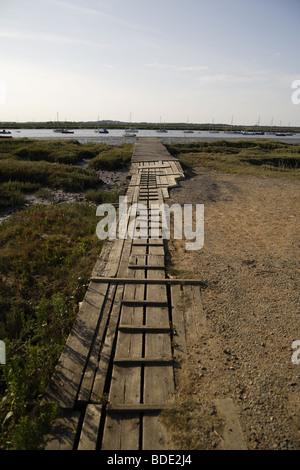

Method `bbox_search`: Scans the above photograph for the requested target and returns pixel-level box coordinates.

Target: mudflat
[165,167,300,450]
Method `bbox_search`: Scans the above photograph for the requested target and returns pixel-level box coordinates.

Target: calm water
[5,128,300,144]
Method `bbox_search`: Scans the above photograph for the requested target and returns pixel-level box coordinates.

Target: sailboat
[183,118,194,133]
[123,112,137,136]
[94,116,109,134]
[0,129,12,138]
[53,114,74,133]
[156,116,168,133]
[209,118,220,133]
[53,113,64,133]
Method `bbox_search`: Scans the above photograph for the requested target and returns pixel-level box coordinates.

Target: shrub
[88,144,133,171]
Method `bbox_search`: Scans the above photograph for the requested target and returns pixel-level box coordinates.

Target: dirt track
[166,167,300,450]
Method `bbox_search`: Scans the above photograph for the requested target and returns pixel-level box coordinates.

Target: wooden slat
[90,277,205,284]
[44,411,81,450]
[77,404,102,450]
[107,404,174,413]
[90,284,125,403]
[182,284,206,334]
[113,357,173,365]
[170,284,187,354]
[122,300,169,307]
[128,265,165,270]
[143,268,174,450]
[44,282,110,408]
[77,283,116,403]
[118,325,170,333]
[101,414,140,450]
[215,398,247,450]
[101,270,144,450]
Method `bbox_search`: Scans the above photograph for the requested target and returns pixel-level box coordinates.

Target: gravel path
[165,167,300,450]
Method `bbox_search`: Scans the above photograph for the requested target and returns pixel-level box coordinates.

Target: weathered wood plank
[44,282,110,408]
[113,357,173,365]
[44,411,81,450]
[101,267,144,450]
[77,404,102,450]
[182,284,206,334]
[90,277,205,284]
[107,404,173,413]
[122,300,169,307]
[170,284,187,354]
[101,414,140,450]
[215,398,247,450]
[90,284,125,403]
[143,269,174,450]
[118,325,170,332]
[77,283,116,403]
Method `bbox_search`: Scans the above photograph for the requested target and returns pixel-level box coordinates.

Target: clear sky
[1,0,300,125]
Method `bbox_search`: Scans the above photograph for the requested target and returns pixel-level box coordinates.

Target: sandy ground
[165,167,300,450]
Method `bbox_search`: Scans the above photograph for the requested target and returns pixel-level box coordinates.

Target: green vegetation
[88,144,133,171]
[0,203,105,449]
[165,140,300,178]
[0,159,100,194]
[0,138,133,449]
[0,139,133,208]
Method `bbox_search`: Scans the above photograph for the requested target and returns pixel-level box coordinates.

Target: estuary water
[4,127,300,144]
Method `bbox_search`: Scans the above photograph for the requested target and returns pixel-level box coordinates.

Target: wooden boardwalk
[43,137,203,450]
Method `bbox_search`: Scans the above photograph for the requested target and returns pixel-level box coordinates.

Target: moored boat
[95,128,109,134]
[123,131,136,137]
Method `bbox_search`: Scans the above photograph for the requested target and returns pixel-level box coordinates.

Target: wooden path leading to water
[43,137,203,450]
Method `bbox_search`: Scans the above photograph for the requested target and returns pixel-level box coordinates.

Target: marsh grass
[0,159,100,194]
[0,138,134,448]
[0,139,133,208]
[0,202,105,449]
[88,144,133,170]
[166,140,300,178]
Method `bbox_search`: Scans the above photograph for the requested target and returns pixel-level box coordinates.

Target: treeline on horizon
[1,120,300,132]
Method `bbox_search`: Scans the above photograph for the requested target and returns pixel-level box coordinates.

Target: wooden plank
[113,357,173,365]
[101,414,140,450]
[107,404,174,413]
[128,265,165,270]
[117,239,134,277]
[101,239,125,277]
[101,266,145,450]
[77,404,102,450]
[122,300,169,307]
[129,253,146,267]
[118,325,170,333]
[143,269,174,450]
[44,282,110,408]
[170,284,187,354]
[132,239,164,246]
[77,283,116,403]
[44,411,81,450]
[90,284,124,403]
[148,245,165,256]
[182,284,206,334]
[215,398,247,450]
[90,277,205,284]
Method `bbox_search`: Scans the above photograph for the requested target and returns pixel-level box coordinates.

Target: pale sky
[1,0,300,126]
